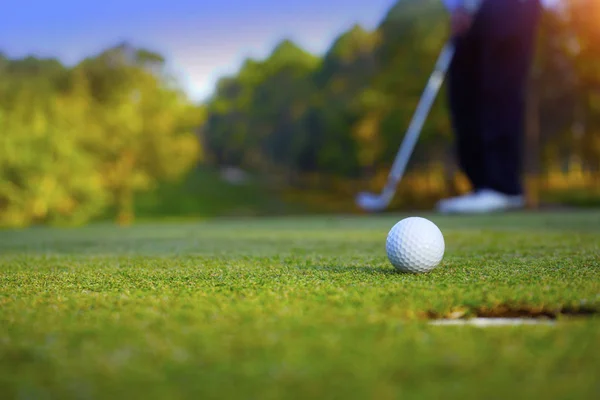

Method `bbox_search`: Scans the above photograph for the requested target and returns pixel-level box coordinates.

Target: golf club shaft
[381,41,455,201]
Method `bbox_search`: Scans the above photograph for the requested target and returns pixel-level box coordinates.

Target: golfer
[437,0,547,213]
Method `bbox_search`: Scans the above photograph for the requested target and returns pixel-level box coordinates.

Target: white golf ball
[386,217,445,273]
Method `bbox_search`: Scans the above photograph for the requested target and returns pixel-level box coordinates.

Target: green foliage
[532,0,600,170]
[0,44,202,227]
[202,0,600,197]
[204,39,320,180]
[202,0,453,181]
[72,44,201,223]
[565,0,600,168]
[2,0,600,226]
[0,71,106,227]
[132,166,297,220]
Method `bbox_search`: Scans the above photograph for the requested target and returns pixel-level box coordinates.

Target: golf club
[356,0,483,212]
[356,41,455,212]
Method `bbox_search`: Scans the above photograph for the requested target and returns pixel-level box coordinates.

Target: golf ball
[386,217,445,273]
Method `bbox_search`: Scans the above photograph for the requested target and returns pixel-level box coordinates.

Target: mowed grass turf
[1,211,599,399]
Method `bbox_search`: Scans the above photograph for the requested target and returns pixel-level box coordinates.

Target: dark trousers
[448,0,543,195]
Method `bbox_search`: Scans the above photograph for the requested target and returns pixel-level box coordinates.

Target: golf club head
[355,192,389,212]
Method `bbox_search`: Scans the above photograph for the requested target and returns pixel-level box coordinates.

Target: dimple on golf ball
[386,217,445,273]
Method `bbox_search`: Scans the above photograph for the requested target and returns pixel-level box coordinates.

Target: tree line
[1,0,598,227]
[0,44,202,226]
[202,0,600,196]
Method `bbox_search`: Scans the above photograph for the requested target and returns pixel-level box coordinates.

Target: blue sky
[0,0,398,101]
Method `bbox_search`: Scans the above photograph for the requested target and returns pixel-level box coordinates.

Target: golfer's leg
[448,33,484,191]
[480,1,541,195]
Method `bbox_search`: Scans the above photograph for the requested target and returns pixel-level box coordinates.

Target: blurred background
[0,0,598,227]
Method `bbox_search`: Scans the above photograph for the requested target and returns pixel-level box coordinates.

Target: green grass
[129,167,298,221]
[1,211,600,399]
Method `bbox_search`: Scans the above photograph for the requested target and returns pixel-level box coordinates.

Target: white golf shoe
[436,189,525,214]
[435,191,477,213]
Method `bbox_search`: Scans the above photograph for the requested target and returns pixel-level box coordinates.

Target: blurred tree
[202,0,452,185]
[71,43,202,224]
[252,40,319,181]
[529,0,600,177]
[204,39,319,182]
[566,0,600,172]
[0,44,203,227]
[0,58,106,227]
[3,0,592,225]
[203,59,267,168]
[309,25,380,179]
[373,0,450,168]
